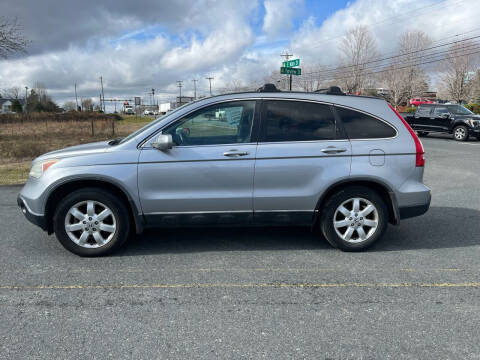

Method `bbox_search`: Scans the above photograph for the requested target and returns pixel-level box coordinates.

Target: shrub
[405,106,417,113]
[465,103,480,114]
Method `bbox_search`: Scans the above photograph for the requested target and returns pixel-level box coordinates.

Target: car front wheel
[320,186,388,251]
[453,125,469,141]
[53,188,131,256]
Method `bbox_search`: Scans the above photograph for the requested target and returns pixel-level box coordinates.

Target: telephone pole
[100,76,105,112]
[74,82,79,111]
[25,86,28,112]
[192,79,198,100]
[280,51,293,91]
[206,76,214,96]
[176,81,183,105]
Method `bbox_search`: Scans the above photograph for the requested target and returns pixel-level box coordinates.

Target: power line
[301,34,480,77]
[293,46,480,84]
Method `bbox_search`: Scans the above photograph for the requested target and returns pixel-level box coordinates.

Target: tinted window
[336,107,396,139]
[447,105,473,115]
[433,106,449,116]
[262,100,337,142]
[164,101,255,146]
[416,106,432,116]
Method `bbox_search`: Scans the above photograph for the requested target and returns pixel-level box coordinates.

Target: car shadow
[116,206,480,256]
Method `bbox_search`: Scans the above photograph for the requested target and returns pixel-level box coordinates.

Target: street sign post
[282,59,300,68]
[280,67,301,75]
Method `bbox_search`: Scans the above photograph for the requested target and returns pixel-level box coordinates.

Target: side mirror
[440,113,450,119]
[151,134,173,151]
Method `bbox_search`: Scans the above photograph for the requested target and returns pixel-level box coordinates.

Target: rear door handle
[223,150,249,157]
[321,146,347,154]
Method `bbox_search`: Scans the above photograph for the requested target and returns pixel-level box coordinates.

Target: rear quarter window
[335,106,397,139]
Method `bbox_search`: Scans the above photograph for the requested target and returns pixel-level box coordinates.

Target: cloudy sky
[0,0,479,109]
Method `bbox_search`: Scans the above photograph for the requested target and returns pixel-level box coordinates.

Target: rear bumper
[399,192,431,220]
[17,195,48,231]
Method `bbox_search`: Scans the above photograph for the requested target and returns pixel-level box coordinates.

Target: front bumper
[17,195,48,231]
[468,127,480,136]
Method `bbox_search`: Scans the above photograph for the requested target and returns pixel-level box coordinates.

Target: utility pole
[74,82,79,111]
[206,76,214,96]
[280,51,293,91]
[24,86,28,113]
[100,76,105,112]
[192,79,198,100]
[176,81,183,105]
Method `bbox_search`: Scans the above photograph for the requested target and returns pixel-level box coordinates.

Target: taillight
[388,104,424,167]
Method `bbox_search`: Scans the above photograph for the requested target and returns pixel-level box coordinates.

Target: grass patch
[0,162,30,185]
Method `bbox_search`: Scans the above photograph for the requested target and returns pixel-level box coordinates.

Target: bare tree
[439,40,479,103]
[1,86,21,99]
[0,17,29,59]
[298,64,328,92]
[63,101,77,111]
[399,31,431,102]
[382,31,432,108]
[336,26,379,94]
[81,98,94,111]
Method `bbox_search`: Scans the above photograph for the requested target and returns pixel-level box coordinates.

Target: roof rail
[315,86,345,95]
[257,83,281,92]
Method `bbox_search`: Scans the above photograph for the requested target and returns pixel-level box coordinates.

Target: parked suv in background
[18,86,431,256]
[403,103,480,141]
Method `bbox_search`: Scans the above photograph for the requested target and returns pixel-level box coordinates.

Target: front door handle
[321,146,347,154]
[223,150,249,157]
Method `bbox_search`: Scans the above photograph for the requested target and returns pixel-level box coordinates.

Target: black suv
[403,104,480,141]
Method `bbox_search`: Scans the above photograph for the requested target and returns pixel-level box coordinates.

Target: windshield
[447,105,473,115]
[118,102,193,144]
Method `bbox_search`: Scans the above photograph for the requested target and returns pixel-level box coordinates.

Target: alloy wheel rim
[455,128,465,139]
[64,200,116,248]
[333,197,379,244]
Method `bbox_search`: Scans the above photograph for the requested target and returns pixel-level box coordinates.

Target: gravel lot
[1,134,479,359]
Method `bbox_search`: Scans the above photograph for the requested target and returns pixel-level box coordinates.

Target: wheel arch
[313,178,399,228]
[44,178,143,235]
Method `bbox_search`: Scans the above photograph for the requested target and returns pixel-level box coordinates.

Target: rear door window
[260,100,339,142]
[416,106,432,116]
[335,106,397,139]
[433,106,449,116]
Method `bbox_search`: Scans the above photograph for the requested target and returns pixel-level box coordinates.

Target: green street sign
[282,59,300,68]
[280,67,301,75]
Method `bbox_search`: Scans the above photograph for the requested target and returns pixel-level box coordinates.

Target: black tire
[319,186,388,252]
[53,188,131,256]
[476,136,480,141]
[417,131,428,137]
[453,125,469,141]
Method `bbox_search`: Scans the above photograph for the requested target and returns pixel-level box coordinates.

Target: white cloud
[291,0,480,74]
[262,0,301,40]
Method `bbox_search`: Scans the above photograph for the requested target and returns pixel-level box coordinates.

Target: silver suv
[18,86,431,256]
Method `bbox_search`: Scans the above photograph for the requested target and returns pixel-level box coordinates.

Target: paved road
[1,135,479,359]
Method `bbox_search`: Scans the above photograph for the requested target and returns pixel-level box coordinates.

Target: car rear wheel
[53,188,131,256]
[453,125,469,141]
[320,186,388,251]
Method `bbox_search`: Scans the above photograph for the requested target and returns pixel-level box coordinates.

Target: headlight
[466,119,480,127]
[29,159,59,178]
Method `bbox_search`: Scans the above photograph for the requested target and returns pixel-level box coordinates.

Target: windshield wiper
[108,137,124,145]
